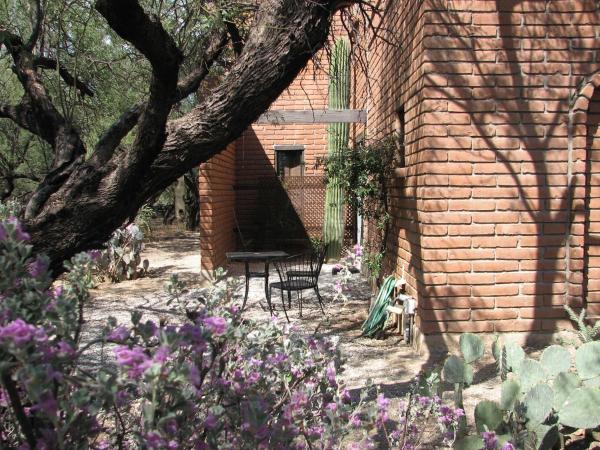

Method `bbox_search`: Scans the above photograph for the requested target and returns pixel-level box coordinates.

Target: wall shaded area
[199,143,236,271]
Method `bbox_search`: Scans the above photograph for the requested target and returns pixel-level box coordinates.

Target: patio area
[84,232,499,416]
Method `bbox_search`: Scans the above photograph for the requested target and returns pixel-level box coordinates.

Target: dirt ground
[83,231,504,446]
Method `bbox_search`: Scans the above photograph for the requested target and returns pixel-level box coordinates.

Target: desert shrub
[0,216,463,449]
[95,223,149,282]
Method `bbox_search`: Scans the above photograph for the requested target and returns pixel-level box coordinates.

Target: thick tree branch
[92,30,227,164]
[224,20,244,56]
[25,0,43,51]
[26,0,340,275]
[94,0,182,83]
[95,0,183,174]
[33,56,94,97]
[1,29,87,219]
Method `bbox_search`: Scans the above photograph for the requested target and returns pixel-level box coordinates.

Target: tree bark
[15,0,338,274]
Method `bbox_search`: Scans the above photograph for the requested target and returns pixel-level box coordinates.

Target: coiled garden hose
[361,275,396,338]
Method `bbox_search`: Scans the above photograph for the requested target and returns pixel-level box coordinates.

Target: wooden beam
[256,109,367,124]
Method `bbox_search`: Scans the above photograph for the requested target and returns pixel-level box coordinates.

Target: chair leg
[314,285,325,314]
[298,291,303,318]
[280,289,290,322]
[267,286,274,315]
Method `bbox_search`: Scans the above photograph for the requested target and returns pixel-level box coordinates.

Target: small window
[274,145,304,177]
[394,106,405,168]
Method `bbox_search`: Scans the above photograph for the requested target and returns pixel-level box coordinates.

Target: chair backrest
[274,253,318,285]
[312,243,328,279]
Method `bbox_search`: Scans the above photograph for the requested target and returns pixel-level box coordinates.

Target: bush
[0,216,461,449]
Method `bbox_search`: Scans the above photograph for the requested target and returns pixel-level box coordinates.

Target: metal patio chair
[269,247,327,321]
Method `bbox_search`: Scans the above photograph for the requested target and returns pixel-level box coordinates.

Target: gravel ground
[82,231,504,447]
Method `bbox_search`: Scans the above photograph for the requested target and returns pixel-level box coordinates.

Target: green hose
[361,276,396,338]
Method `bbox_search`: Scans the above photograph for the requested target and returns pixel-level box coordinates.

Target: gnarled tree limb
[92,29,228,165]
[33,56,94,97]
[25,0,341,275]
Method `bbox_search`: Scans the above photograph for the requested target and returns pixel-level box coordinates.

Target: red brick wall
[352,0,427,303]
[199,143,236,271]
[357,0,600,335]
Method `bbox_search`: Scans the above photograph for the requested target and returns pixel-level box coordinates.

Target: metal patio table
[226,251,288,311]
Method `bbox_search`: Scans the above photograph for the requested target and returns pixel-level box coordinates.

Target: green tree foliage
[0,0,244,200]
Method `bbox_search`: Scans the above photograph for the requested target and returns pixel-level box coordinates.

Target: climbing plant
[323,136,395,279]
[323,38,351,260]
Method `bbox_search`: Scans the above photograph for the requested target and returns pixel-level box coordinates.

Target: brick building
[200,0,600,345]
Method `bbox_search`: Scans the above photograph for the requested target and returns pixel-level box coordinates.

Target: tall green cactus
[323,38,350,260]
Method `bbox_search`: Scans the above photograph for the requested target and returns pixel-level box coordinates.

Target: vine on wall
[320,136,396,280]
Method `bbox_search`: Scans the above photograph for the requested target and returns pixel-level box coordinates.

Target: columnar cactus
[323,38,350,260]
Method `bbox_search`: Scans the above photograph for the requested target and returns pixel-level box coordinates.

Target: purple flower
[501,443,515,450]
[107,325,129,342]
[326,402,337,411]
[203,414,218,430]
[87,250,102,261]
[247,371,261,384]
[28,257,48,279]
[353,244,363,256]
[115,390,129,407]
[114,346,152,378]
[56,341,75,358]
[31,392,58,419]
[376,393,390,410]
[349,414,361,427]
[144,431,167,450]
[7,217,30,241]
[153,345,170,363]
[481,431,498,450]
[0,319,46,345]
[203,316,227,335]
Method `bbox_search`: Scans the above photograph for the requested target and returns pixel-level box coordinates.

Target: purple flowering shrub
[0,216,463,449]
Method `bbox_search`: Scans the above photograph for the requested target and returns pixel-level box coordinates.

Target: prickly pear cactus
[96,224,149,282]
[454,335,600,450]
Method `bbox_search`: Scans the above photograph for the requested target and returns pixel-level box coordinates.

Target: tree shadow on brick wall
[361,0,600,382]
[235,129,314,253]
[414,0,598,371]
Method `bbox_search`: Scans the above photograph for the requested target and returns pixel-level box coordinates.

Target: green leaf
[540,345,571,378]
[553,371,581,410]
[526,423,559,450]
[575,341,600,380]
[460,333,485,364]
[505,342,525,373]
[583,375,600,388]
[453,436,484,450]
[492,336,501,362]
[559,387,600,429]
[474,400,503,432]
[443,355,473,385]
[523,384,553,424]
[519,358,547,393]
[500,379,521,410]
